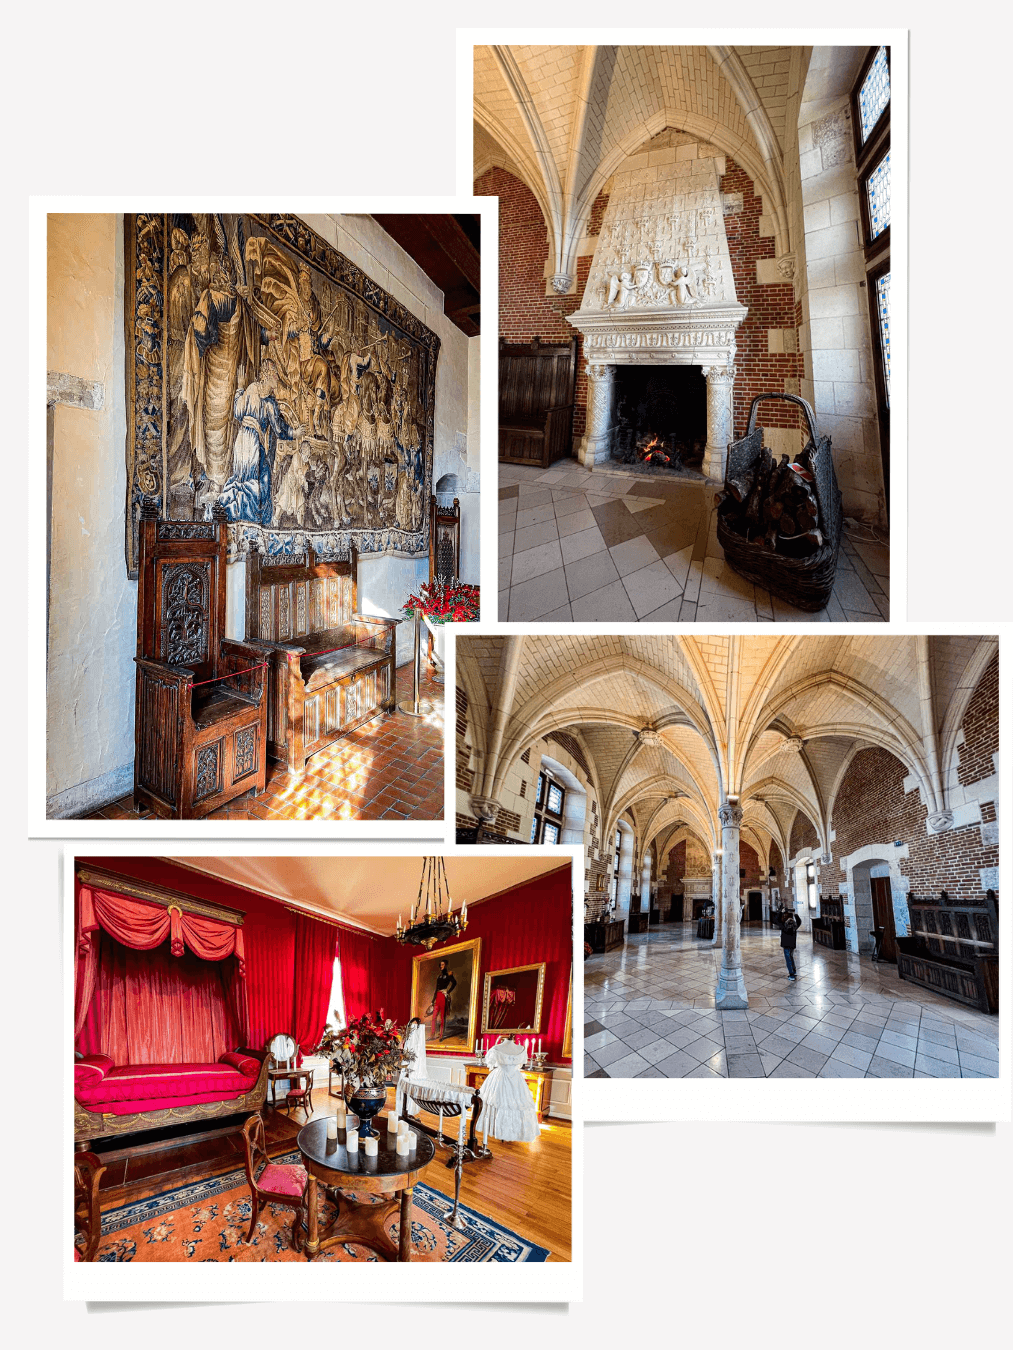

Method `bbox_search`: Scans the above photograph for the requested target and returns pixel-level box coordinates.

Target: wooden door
[748,891,763,921]
[870,877,897,962]
[670,893,684,921]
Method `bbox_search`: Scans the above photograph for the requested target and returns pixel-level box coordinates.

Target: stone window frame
[530,770,566,844]
[851,45,891,508]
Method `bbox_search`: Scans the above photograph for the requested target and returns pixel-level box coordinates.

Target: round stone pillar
[715,799,748,1009]
[701,364,737,481]
[709,849,722,947]
[577,362,615,467]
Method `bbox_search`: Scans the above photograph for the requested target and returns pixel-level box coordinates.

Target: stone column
[576,362,615,468]
[701,364,737,481]
[715,800,748,1009]
[709,850,722,947]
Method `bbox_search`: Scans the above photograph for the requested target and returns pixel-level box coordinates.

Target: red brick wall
[668,839,686,888]
[720,159,804,439]
[768,838,783,887]
[831,741,998,901]
[956,652,999,787]
[740,841,762,887]
[475,166,589,442]
[790,812,820,856]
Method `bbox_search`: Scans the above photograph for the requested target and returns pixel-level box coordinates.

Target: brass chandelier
[396,856,468,950]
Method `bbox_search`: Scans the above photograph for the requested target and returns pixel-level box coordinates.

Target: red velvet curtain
[337,926,379,1023]
[75,933,240,1064]
[293,914,338,1052]
[75,883,249,1045]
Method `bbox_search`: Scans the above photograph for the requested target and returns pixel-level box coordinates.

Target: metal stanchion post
[399,611,433,717]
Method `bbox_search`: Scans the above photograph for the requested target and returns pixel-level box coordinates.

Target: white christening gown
[478,1039,540,1142]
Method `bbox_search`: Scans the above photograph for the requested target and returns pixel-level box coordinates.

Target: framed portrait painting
[482,963,546,1036]
[562,973,573,1059]
[410,938,481,1053]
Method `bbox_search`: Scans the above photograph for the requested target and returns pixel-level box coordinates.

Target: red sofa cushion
[258,1163,307,1198]
[219,1051,261,1076]
[75,1061,259,1114]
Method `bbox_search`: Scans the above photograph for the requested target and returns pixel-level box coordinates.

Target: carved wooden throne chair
[396,1016,490,1228]
[427,494,461,671]
[133,507,268,819]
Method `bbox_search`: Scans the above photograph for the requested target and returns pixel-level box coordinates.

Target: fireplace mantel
[568,300,747,367]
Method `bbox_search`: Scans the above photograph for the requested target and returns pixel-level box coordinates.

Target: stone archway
[845,846,910,956]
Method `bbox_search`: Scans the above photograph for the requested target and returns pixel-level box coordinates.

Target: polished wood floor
[91,1081,572,1262]
[80,663,444,822]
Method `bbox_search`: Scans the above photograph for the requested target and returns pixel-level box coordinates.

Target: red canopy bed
[74,865,270,1145]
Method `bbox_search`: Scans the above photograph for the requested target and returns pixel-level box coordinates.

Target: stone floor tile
[786,1044,830,1073]
[867,1056,914,1078]
[840,1030,880,1055]
[593,1038,637,1069]
[958,1051,1000,1076]
[559,524,608,565]
[584,1029,618,1054]
[604,1051,651,1077]
[622,1026,662,1051]
[915,1051,960,1078]
[635,1066,667,1078]
[640,597,685,620]
[726,1053,765,1078]
[829,1042,873,1071]
[514,501,555,529]
[556,508,599,538]
[653,1048,704,1077]
[914,1036,958,1064]
[507,568,570,620]
[755,1033,801,1059]
[682,1035,725,1063]
[872,1040,917,1068]
[609,534,661,576]
[622,560,683,617]
[639,1038,685,1066]
[537,602,573,622]
[508,531,564,583]
[570,579,638,621]
[819,1059,866,1078]
[512,518,560,556]
[565,550,620,601]
[768,1061,817,1078]
[954,1031,999,1060]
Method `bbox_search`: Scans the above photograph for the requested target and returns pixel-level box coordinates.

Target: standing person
[781,909,802,980]
[425,960,457,1041]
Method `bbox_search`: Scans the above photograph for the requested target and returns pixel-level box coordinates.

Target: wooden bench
[499,336,578,468]
[896,891,998,1014]
[245,545,398,775]
[812,895,848,950]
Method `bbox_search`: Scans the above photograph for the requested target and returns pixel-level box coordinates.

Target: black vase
[345,1084,387,1138]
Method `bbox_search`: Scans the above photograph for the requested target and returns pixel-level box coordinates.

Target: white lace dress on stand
[478,1038,540,1142]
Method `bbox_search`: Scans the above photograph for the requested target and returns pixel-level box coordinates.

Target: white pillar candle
[363,1135,378,1157]
[327,1117,338,1139]
[346,1129,359,1153]
[346,1112,359,1130]
[334,1105,346,1125]
[407,1129,417,1152]
[397,1120,409,1137]
[396,1132,410,1156]
[387,1111,400,1135]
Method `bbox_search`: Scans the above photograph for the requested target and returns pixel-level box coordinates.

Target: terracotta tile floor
[500,461,889,622]
[584,923,998,1079]
[82,663,444,823]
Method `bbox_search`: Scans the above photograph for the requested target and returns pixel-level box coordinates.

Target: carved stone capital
[702,363,737,384]
[586,362,613,383]
[637,727,662,748]
[468,795,501,824]
[927,810,954,833]
[784,735,805,754]
[550,272,573,294]
[718,800,743,830]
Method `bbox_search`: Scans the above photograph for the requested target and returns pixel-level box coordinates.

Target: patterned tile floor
[81,663,445,823]
[584,923,998,1079]
[499,461,889,622]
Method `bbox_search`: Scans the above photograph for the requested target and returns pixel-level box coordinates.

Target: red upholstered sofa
[74,1048,270,1145]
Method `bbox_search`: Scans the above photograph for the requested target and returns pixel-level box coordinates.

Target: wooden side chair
[266,1032,314,1119]
[73,1151,107,1261]
[133,506,268,818]
[239,1114,308,1252]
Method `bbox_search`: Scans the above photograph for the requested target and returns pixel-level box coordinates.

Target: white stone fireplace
[568,143,747,481]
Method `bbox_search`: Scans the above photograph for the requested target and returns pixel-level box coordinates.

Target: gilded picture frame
[481,962,546,1035]
[409,937,482,1053]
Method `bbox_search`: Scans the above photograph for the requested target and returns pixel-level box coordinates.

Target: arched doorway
[850,856,901,961]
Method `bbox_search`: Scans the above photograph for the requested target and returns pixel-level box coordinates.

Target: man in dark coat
[780,910,802,980]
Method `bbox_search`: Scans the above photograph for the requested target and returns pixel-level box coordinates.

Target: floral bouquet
[403,581,480,625]
[489,985,516,1028]
[320,1012,405,1089]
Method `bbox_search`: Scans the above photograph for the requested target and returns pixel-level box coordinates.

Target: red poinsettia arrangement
[404,581,480,625]
[325,1012,404,1089]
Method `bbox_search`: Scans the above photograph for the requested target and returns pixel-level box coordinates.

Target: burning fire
[638,435,672,466]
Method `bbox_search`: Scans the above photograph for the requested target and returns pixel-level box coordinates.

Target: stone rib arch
[743,774,827,855]
[473,108,559,254]
[938,639,1000,793]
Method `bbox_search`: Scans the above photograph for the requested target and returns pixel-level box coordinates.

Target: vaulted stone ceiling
[459,635,997,871]
[473,44,802,280]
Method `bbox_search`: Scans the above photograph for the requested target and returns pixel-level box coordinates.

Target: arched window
[531,769,566,843]
[852,46,891,503]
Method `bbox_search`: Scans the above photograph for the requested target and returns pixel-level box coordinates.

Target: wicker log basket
[717,393,843,611]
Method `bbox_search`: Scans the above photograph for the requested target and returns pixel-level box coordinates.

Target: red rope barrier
[186,662,267,689]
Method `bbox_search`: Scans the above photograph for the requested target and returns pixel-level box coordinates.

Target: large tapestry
[124,213,440,577]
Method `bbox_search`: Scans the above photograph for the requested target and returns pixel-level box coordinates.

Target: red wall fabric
[374,864,574,1061]
[76,933,239,1065]
[337,926,382,1023]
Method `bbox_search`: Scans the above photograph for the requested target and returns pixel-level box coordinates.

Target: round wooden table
[296,1118,436,1261]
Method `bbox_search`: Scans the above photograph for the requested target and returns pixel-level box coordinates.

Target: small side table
[296,1118,436,1261]
[268,1066,313,1110]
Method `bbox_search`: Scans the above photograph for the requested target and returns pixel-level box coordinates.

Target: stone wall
[739,840,763,888]
[790,812,820,856]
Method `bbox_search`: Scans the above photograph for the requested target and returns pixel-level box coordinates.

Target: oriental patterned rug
[89,1152,549,1262]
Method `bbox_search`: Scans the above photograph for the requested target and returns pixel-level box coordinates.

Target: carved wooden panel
[234,726,257,780]
[160,562,210,666]
[195,742,222,800]
[137,675,179,800]
[278,586,291,640]
[296,582,307,635]
[260,588,273,642]
[304,696,319,747]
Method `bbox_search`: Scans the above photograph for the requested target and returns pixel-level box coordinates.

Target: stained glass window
[530,815,539,843]
[543,823,560,845]
[859,45,890,142]
[877,272,891,408]
[867,152,891,238]
[547,782,564,814]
